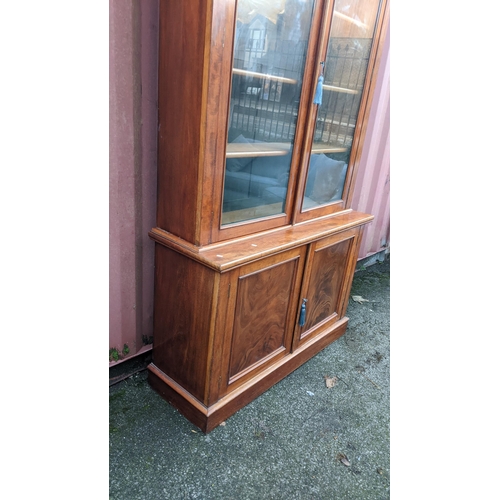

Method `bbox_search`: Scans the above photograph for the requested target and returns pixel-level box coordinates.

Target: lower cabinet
[148,212,371,432]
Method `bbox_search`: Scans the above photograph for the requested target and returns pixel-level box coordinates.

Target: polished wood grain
[300,238,351,338]
[197,0,237,245]
[149,0,382,433]
[293,228,362,348]
[337,222,365,319]
[306,240,350,325]
[218,247,306,394]
[156,0,210,242]
[149,224,366,431]
[152,244,216,403]
[229,262,295,378]
[149,210,373,272]
[204,271,231,406]
[229,259,297,379]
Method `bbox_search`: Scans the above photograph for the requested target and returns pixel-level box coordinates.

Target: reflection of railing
[232,68,297,85]
[226,142,347,158]
[230,38,370,146]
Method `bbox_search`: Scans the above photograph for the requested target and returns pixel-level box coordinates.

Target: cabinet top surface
[150,210,374,271]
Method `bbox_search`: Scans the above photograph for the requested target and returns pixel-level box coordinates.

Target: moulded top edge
[149,210,374,272]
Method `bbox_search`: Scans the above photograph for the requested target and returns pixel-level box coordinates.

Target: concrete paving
[109,256,390,499]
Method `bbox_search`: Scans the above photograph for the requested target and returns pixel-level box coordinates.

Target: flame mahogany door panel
[293,227,362,349]
[220,246,307,396]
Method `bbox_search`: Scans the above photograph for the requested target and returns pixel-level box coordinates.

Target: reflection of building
[236,0,287,25]
[230,8,311,141]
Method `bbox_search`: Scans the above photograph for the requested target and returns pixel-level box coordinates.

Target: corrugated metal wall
[109,0,158,364]
[351,20,390,262]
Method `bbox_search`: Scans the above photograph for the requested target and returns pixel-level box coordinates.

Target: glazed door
[215,0,329,244]
[294,0,386,222]
[220,246,307,395]
[221,0,317,228]
[292,227,361,349]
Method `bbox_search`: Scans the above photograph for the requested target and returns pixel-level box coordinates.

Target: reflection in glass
[302,0,381,210]
[222,0,314,226]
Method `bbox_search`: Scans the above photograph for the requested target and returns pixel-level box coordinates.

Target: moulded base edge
[147,316,349,433]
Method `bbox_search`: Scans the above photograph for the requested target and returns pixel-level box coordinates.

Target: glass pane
[302,0,381,211]
[222,0,315,226]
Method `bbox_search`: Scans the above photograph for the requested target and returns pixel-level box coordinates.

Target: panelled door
[220,246,307,395]
[293,227,361,349]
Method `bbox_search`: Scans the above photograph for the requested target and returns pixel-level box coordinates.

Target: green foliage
[109,344,131,362]
[109,348,120,362]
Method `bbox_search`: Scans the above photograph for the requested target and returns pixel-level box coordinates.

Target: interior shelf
[232,68,358,95]
[226,142,347,158]
[232,68,297,85]
[226,142,291,158]
[310,144,348,154]
[322,83,359,95]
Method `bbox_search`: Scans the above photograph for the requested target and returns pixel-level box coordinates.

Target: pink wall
[109,2,389,363]
[352,21,390,262]
[109,0,158,364]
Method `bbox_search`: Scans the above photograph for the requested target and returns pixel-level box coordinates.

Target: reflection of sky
[283,0,311,42]
[237,0,375,40]
[235,0,313,47]
[237,0,287,24]
[334,11,369,34]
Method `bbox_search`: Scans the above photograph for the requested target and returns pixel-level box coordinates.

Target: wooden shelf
[221,202,283,226]
[226,142,291,158]
[226,142,347,158]
[232,68,358,95]
[311,144,348,154]
[322,84,359,95]
[232,68,297,85]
